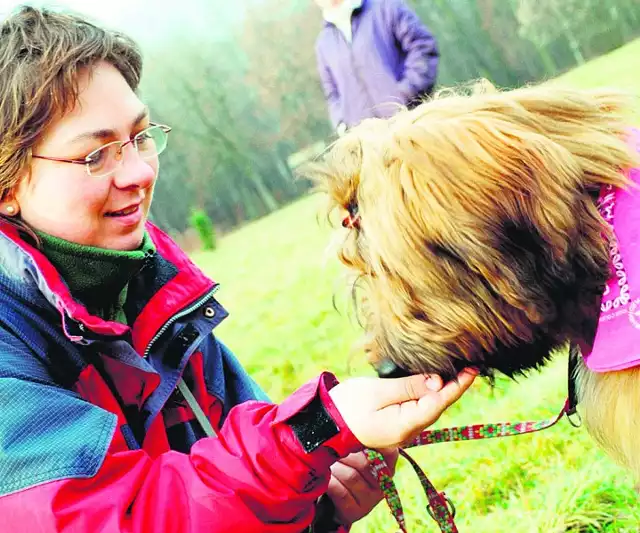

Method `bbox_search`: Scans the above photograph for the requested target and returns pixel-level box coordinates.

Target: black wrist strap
[286,392,340,453]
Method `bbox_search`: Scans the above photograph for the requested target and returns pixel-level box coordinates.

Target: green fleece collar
[36,231,156,323]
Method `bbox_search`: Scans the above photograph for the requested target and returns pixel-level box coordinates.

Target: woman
[0,6,476,532]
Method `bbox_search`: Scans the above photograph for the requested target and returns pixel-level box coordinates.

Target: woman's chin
[100,226,146,251]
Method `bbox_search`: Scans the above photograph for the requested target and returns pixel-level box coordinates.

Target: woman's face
[315,0,345,10]
[10,61,157,250]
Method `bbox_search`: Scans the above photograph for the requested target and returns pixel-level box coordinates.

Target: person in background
[0,6,475,532]
[315,0,439,136]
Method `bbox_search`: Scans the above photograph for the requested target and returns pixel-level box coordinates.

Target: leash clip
[427,492,456,520]
[566,408,583,428]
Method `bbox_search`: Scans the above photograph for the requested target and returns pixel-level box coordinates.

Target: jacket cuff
[275,372,362,466]
[397,79,414,101]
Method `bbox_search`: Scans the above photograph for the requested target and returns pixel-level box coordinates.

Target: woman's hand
[329,369,477,449]
[327,448,399,527]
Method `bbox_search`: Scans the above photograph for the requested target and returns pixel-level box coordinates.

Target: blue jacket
[315,0,439,128]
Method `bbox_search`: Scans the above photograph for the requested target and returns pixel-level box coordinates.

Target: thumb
[373,373,444,408]
[411,368,478,424]
[382,369,478,446]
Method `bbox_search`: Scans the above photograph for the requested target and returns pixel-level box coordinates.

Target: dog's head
[308,84,638,381]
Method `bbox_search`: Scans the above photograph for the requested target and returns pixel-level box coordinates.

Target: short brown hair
[0,5,142,202]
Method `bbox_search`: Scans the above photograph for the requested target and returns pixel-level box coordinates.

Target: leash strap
[400,449,458,533]
[368,399,570,532]
[406,399,569,448]
[366,447,458,533]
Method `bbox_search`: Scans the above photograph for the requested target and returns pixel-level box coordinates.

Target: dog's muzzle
[375,358,413,379]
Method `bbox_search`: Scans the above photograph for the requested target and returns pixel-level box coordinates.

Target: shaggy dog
[307,83,640,478]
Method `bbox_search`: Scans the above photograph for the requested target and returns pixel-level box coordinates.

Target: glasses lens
[135,125,168,160]
[85,143,121,178]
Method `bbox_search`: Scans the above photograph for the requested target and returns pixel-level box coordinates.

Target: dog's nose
[375,358,413,379]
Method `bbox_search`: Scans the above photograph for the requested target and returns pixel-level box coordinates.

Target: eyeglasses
[32,123,172,178]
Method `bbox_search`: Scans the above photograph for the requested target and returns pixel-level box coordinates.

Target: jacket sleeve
[315,43,343,129]
[0,333,362,532]
[388,0,439,101]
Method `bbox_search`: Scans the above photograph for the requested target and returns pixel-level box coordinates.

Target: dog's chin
[373,356,471,381]
[374,357,414,379]
[373,338,559,382]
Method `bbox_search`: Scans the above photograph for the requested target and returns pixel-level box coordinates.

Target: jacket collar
[323,0,367,27]
[322,0,363,23]
[0,221,218,353]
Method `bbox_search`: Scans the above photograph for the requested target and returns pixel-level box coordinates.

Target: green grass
[551,38,640,91]
[191,38,640,532]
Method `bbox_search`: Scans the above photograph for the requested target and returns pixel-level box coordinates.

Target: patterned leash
[367,398,574,533]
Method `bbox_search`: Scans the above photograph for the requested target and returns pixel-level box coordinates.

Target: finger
[357,447,399,476]
[375,369,477,441]
[330,461,369,507]
[330,460,386,524]
[423,368,477,410]
[328,471,381,527]
[327,475,357,524]
[373,373,444,408]
[337,452,381,492]
[380,447,400,476]
[403,369,476,429]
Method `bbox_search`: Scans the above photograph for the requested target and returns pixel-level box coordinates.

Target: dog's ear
[433,132,589,323]
[303,133,364,225]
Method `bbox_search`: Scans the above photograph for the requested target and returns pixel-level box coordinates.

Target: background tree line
[139,0,640,240]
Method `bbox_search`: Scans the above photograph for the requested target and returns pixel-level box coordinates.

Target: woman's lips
[105,203,142,226]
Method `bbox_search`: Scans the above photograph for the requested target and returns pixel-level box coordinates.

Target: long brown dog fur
[307,82,640,478]
[307,83,639,384]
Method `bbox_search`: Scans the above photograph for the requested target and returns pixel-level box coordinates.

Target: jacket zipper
[350,49,378,116]
[340,19,378,119]
[142,284,219,358]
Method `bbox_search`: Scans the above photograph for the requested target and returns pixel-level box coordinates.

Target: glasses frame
[32,122,172,178]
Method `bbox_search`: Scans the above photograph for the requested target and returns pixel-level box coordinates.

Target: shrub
[189,208,216,250]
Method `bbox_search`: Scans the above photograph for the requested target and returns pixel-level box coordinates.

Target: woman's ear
[0,191,19,217]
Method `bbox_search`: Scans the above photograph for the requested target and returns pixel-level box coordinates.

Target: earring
[5,205,15,215]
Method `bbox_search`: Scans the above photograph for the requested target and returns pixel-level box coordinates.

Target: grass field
[192,38,640,532]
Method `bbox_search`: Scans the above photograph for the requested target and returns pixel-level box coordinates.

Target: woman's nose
[112,145,156,190]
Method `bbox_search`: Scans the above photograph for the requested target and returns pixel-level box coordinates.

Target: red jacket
[0,221,360,532]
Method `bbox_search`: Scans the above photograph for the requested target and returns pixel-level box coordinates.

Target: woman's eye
[85,147,107,169]
[137,132,152,144]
